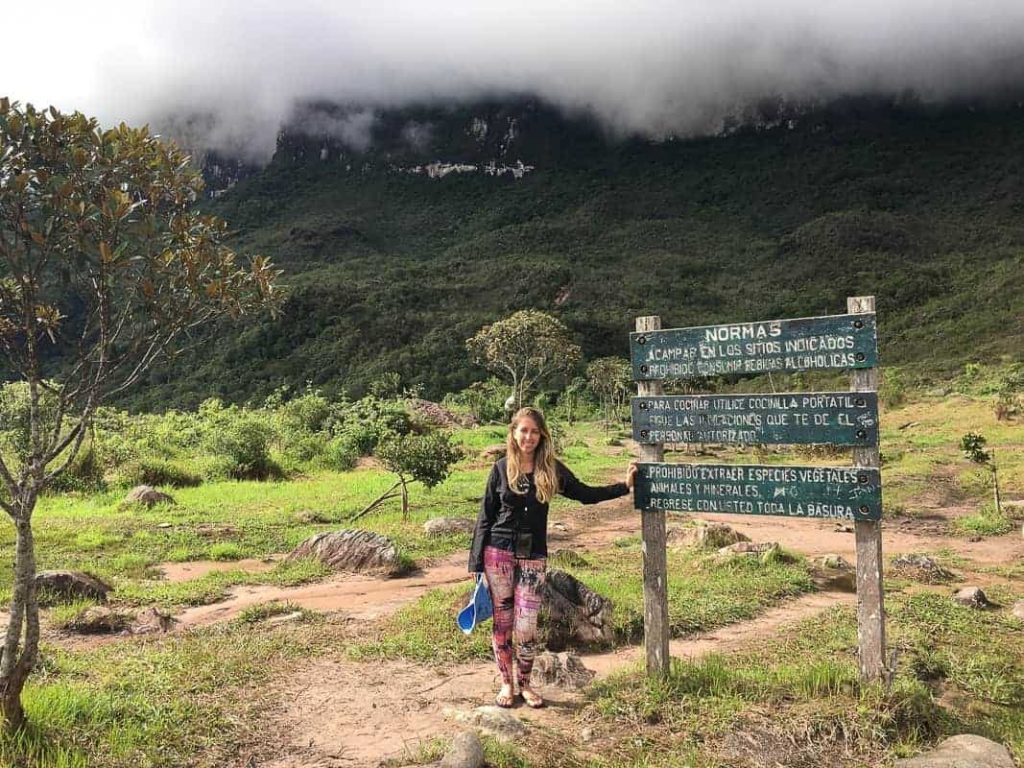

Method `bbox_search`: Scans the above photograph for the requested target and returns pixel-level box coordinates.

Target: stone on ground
[530,651,595,690]
[1012,600,1024,621]
[286,529,403,575]
[717,541,780,558]
[68,606,132,634]
[891,554,958,584]
[447,706,527,742]
[669,521,749,549]
[541,569,614,650]
[811,554,856,593]
[36,570,111,604]
[480,444,506,460]
[953,586,991,609]
[124,484,175,506]
[132,607,175,634]
[894,734,1014,767]
[439,730,484,768]
[423,517,476,537]
[549,549,591,568]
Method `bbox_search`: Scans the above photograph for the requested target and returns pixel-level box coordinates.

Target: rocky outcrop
[36,571,111,605]
[530,651,595,690]
[286,530,403,575]
[125,485,175,507]
[891,554,958,584]
[540,570,614,650]
[894,735,1014,767]
[423,517,476,537]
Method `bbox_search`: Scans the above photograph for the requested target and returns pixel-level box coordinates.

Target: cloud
[6,0,1024,160]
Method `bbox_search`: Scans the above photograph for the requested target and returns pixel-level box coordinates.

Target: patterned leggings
[483,545,547,688]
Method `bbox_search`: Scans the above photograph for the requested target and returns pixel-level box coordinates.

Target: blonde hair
[506,407,559,504]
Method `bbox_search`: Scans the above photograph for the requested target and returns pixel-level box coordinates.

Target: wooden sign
[630,313,877,380]
[632,392,879,446]
[634,462,882,521]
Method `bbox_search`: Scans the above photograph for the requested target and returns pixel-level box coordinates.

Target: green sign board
[634,462,882,521]
[632,392,879,446]
[630,313,877,380]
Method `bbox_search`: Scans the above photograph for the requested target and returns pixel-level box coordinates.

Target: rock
[1012,600,1024,621]
[548,549,590,568]
[668,521,749,550]
[410,399,478,429]
[834,523,855,533]
[811,554,856,593]
[891,554,958,584]
[448,706,527,742]
[716,541,780,558]
[439,730,484,768]
[530,651,595,690]
[125,485,175,507]
[580,727,594,743]
[266,611,305,626]
[424,517,476,537]
[68,606,132,634]
[540,569,614,650]
[895,734,1014,767]
[481,444,507,460]
[36,571,111,605]
[132,606,175,635]
[286,529,404,575]
[953,586,991,609]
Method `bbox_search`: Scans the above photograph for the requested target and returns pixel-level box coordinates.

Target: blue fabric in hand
[457,574,493,634]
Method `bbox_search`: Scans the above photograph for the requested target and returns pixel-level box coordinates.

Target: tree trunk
[348,480,403,522]
[992,463,1002,516]
[1,516,39,733]
[400,478,409,521]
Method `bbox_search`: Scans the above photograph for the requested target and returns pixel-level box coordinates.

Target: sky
[5,1,1024,160]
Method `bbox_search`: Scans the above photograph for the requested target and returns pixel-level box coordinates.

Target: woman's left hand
[625,462,638,490]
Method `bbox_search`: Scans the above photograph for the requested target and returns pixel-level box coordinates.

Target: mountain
[129,97,1024,409]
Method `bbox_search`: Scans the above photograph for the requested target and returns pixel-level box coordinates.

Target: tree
[0,100,278,730]
[350,431,462,520]
[466,310,581,411]
[960,432,1002,516]
[586,356,631,428]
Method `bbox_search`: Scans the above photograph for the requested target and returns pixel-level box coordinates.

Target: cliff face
[122,96,1024,410]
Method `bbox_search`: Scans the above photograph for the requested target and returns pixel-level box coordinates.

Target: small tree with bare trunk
[466,309,581,411]
[0,99,278,731]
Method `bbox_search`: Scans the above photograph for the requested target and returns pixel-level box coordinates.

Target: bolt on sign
[630,313,877,380]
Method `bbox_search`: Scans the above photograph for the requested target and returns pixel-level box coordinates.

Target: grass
[348,545,813,663]
[952,505,1015,537]
[568,592,1024,767]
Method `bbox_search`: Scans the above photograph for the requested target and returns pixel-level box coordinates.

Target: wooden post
[848,295,887,683]
[636,316,670,677]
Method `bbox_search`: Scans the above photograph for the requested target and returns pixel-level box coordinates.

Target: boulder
[481,444,507,460]
[67,606,132,634]
[540,569,614,650]
[811,554,856,593]
[125,485,175,507]
[953,586,992,609]
[448,706,527,743]
[439,731,484,768]
[891,554,958,584]
[132,606,175,635]
[424,517,476,537]
[286,529,403,575]
[716,541,780,558]
[668,522,749,550]
[895,734,1014,768]
[530,651,595,690]
[36,570,111,605]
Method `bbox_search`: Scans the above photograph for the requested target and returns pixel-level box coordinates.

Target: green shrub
[206,412,282,480]
[116,457,203,489]
[319,436,360,471]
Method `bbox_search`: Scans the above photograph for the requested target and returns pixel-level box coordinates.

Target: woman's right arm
[468,462,501,573]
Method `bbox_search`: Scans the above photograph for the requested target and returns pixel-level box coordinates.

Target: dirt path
[254,589,857,768]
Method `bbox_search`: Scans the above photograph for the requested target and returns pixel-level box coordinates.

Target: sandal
[520,686,544,709]
[495,684,515,708]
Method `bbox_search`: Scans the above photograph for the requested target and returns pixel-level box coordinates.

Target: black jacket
[468,456,629,572]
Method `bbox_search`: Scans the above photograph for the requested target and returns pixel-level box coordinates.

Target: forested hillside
[131,98,1024,409]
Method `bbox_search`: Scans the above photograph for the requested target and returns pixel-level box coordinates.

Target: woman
[469,407,636,708]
